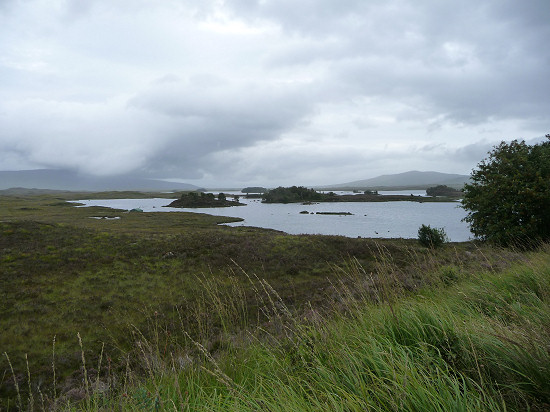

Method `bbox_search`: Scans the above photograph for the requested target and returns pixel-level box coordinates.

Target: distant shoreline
[264,193,461,204]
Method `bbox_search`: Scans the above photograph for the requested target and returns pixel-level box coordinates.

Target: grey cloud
[452,141,500,164]
[130,76,315,139]
[126,76,318,175]
[233,0,550,126]
[226,0,376,36]
[0,98,165,175]
[413,137,547,173]
[0,0,18,13]
[62,0,95,20]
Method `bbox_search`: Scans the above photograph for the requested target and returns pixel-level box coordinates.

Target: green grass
[0,193,544,410]
[97,246,549,412]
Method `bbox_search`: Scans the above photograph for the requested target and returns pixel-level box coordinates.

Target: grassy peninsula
[1,191,549,411]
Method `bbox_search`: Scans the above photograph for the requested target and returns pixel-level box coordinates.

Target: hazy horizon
[0,168,472,192]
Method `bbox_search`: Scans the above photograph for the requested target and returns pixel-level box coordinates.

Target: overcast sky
[1,0,549,187]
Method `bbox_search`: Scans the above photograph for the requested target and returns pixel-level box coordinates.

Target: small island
[262,186,330,203]
[316,211,353,215]
[241,186,267,194]
[166,192,245,208]
[426,184,463,197]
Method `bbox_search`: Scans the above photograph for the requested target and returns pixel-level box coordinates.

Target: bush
[418,224,448,248]
[462,135,550,246]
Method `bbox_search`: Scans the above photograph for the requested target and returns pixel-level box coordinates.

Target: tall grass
[4,241,549,410]
[74,244,549,411]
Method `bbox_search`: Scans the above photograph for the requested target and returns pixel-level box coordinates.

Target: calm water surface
[72,191,472,241]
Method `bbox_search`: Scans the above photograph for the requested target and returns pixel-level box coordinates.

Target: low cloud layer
[1,0,548,187]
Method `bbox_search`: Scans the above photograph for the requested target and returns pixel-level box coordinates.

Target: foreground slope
[111,245,550,411]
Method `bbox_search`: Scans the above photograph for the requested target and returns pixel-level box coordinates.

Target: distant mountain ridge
[0,169,201,192]
[322,171,470,190]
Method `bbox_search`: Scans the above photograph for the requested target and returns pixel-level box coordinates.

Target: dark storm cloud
[124,74,318,177]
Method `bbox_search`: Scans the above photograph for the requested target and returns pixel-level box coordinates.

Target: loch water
[72,191,472,241]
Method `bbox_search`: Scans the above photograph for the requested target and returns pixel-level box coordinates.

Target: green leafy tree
[462,135,550,246]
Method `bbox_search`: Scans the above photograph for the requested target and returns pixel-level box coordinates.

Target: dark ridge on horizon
[319,171,470,190]
[0,169,200,192]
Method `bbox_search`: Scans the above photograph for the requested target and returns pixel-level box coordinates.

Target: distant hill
[0,187,74,196]
[0,169,201,192]
[321,171,470,190]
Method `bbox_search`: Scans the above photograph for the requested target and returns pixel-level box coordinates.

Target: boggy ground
[0,192,527,409]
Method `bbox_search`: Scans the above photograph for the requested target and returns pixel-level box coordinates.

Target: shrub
[418,224,448,248]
